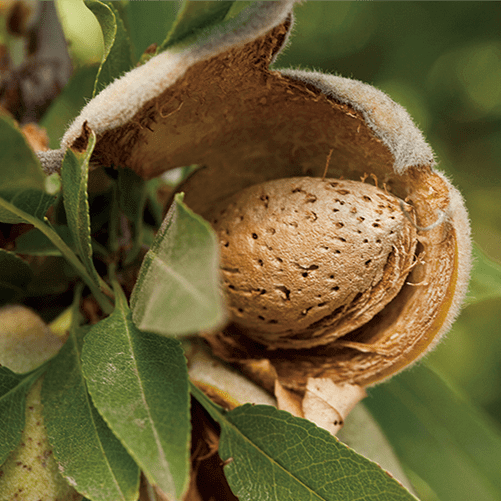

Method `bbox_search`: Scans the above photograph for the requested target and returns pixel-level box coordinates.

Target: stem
[189,380,226,421]
[0,198,114,315]
[109,182,120,255]
[40,218,114,314]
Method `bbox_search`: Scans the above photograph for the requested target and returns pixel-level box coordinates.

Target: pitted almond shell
[208,176,418,350]
[40,1,471,388]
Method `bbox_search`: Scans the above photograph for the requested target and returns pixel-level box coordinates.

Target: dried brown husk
[51,4,470,390]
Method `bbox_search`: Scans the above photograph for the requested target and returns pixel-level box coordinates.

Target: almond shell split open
[47,2,471,393]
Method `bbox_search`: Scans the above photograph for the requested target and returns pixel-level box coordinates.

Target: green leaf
[14,226,75,257]
[117,168,146,223]
[468,243,501,305]
[0,116,56,224]
[337,404,415,495]
[0,249,33,300]
[61,129,102,289]
[117,167,147,264]
[160,0,235,50]
[123,1,178,62]
[145,178,167,227]
[42,316,140,500]
[0,116,45,193]
[85,0,134,97]
[40,65,99,149]
[0,193,113,313]
[81,285,190,500]
[0,189,56,225]
[192,386,417,501]
[224,1,255,20]
[130,193,225,336]
[0,186,112,311]
[0,367,43,466]
[365,363,501,501]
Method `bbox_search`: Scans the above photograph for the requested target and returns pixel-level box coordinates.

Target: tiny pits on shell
[208,176,418,349]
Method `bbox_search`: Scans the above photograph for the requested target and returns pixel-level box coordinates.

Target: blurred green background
[55,1,501,427]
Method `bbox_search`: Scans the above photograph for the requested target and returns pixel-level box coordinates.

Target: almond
[209,176,417,350]
[40,1,471,411]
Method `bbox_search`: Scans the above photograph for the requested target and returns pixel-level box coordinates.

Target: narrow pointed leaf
[0,116,45,193]
[61,130,102,288]
[131,193,225,336]
[85,0,134,96]
[0,116,57,223]
[365,363,501,501]
[224,2,255,20]
[161,1,234,50]
[43,318,140,501]
[193,386,417,501]
[82,286,190,499]
[117,167,147,264]
[0,367,43,466]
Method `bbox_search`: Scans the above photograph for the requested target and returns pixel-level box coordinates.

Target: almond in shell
[35,2,472,431]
